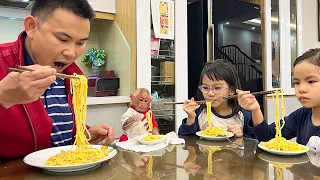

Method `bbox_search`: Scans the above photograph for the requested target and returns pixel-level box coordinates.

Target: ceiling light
[254,7,259,10]
[22,0,29,2]
[245,18,297,29]
[226,22,229,25]
[252,27,256,30]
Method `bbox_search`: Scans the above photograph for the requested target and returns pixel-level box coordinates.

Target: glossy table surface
[1,136,319,180]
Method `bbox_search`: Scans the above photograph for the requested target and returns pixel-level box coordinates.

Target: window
[264,0,302,95]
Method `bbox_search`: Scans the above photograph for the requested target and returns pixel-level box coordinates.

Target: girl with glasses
[178,59,257,138]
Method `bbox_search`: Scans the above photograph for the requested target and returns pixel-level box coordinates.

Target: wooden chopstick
[8,66,78,79]
[223,90,276,100]
[163,100,207,105]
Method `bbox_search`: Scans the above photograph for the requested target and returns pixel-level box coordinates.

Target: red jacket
[0,32,83,159]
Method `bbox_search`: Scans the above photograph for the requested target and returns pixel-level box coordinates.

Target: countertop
[87,96,131,105]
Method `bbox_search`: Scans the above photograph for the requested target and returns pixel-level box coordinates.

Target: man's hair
[31,0,95,20]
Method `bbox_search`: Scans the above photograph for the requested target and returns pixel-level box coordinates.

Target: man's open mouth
[54,62,66,69]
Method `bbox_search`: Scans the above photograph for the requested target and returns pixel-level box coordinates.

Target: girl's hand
[183,98,200,119]
[236,89,260,112]
[227,125,243,137]
[183,146,201,176]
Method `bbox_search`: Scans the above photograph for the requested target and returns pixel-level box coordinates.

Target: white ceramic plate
[137,135,166,145]
[196,131,234,141]
[23,145,118,173]
[258,143,309,156]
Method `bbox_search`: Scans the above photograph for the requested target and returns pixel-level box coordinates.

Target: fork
[220,135,245,150]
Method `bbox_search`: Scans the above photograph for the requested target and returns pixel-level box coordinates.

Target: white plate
[137,135,166,145]
[258,143,309,156]
[23,145,118,173]
[196,131,234,141]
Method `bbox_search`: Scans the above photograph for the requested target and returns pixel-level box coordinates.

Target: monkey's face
[134,92,152,113]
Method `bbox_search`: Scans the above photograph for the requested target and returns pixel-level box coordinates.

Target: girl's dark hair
[196,59,241,116]
[294,48,320,67]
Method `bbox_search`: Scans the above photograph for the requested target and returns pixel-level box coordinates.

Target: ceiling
[0,0,34,10]
[212,0,266,33]
[213,0,296,33]
[187,0,200,5]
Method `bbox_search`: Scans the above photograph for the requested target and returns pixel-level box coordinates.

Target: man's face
[26,8,90,73]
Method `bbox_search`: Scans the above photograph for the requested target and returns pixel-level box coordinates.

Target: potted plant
[83,48,106,75]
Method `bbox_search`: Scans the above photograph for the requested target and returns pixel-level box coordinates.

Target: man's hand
[87,124,115,145]
[0,65,56,108]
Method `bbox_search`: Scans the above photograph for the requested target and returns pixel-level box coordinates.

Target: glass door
[150,0,176,134]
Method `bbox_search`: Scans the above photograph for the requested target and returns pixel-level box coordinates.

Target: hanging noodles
[207,101,212,127]
[46,75,108,166]
[207,147,213,174]
[260,89,308,152]
[146,156,153,178]
[207,146,221,174]
[271,162,293,169]
[141,110,163,141]
[272,162,293,180]
[199,102,230,137]
[275,167,283,180]
[146,110,153,134]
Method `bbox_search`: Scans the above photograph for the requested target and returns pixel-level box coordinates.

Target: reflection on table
[1,136,320,180]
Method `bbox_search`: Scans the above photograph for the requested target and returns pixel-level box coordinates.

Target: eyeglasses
[198,85,228,94]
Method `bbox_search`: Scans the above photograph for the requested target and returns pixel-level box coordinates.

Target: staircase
[215,45,264,113]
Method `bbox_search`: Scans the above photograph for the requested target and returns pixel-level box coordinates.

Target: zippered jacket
[0,31,83,159]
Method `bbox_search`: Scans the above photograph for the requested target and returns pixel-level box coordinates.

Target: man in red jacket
[0,0,114,159]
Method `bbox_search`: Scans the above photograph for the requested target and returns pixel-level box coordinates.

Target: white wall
[222,26,261,60]
[0,18,24,43]
[0,18,109,78]
[266,0,318,122]
[302,0,320,52]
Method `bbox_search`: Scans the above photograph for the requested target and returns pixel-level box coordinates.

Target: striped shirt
[41,78,74,147]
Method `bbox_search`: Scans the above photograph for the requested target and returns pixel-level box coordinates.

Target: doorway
[187,0,264,114]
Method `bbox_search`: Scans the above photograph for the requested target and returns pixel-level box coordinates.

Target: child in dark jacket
[237,48,320,146]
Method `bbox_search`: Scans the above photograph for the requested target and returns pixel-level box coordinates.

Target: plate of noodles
[196,126,234,141]
[258,138,309,156]
[257,89,309,156]
[23,145,118,173]
[137,134,166,145]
